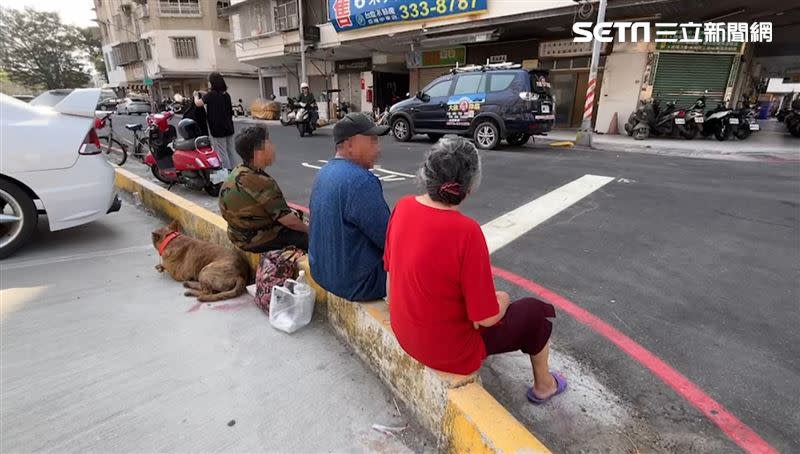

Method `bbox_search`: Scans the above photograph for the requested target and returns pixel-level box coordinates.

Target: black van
[388,63,555,150]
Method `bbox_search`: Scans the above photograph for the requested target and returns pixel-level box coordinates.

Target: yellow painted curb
[445,383,550,453]
[114,167,549,453]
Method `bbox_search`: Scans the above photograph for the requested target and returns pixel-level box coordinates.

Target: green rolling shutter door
[652,53,735,108]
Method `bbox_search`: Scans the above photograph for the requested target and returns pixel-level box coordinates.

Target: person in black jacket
[195,72,237,170]
[183,91,209,137]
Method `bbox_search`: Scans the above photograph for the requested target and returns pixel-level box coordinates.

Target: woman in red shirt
[385,136,566,404]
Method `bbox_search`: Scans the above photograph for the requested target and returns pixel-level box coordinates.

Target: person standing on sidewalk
[195,72,237,170]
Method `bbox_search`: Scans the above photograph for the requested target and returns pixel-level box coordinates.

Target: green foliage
[0,7,91,90]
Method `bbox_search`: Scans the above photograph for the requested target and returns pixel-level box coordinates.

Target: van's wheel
[0,180,38,259]
[392,118,412,142]
[506,133,530,146]
[474,121,500,150]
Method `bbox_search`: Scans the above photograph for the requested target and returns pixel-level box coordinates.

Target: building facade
[221,0,797,128]
[94,0,260,106]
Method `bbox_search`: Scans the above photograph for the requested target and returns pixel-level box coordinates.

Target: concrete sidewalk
[0,205,431,453]
[539,119,799,162]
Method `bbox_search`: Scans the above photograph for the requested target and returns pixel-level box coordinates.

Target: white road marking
[1,245,153,271]
[482,174,615,254]
[311,159,414,181]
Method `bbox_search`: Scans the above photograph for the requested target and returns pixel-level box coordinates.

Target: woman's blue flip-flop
[526,372,567,405]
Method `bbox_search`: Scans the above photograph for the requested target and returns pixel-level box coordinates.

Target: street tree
[0,7,91,90]
[80,27,108,84]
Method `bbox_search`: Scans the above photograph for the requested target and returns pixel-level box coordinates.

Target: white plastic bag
[269,271,315,334]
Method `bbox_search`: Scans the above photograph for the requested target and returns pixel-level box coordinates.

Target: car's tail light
[94,117,104,129]
[79,128,102,155]
[677,111,686,118]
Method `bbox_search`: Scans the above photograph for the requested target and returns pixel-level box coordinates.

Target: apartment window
[275,0,298,31]
[218,38,230,47]
[279,86,288,96]
[232,1,274,40]
[171,37,198,58]
[159,0,201,16]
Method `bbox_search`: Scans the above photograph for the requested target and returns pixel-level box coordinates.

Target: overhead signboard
[406,46,466,68]
[329,0,488,32]
[335,58,373,73]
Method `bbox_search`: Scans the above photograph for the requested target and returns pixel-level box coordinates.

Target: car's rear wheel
[392,118,412,142]
[506,133,531,146]
[474,121,500,150]
[0,180,38,259]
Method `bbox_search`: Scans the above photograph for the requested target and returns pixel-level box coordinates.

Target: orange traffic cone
[608,112,619,135]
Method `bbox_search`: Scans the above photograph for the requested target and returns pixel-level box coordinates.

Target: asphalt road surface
[106,113,800,453]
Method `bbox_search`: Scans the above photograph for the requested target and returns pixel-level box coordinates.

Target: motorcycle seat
[173,138,197,151]
[125,123,144,131]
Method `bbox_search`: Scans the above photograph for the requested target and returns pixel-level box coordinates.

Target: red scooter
[143,112,227,196]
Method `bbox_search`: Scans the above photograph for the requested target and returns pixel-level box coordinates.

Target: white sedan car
[0,89,121,258]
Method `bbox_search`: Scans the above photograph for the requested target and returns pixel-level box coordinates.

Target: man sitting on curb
[219,126,309,252]
[309,113,390,301]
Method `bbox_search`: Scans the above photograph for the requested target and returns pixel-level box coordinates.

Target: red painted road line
[289,202,776,452]
[491,265,778,454]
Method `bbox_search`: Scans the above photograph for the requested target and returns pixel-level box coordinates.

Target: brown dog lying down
[152,220,250,302]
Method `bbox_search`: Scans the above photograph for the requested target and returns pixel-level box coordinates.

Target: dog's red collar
[158,231,181,256]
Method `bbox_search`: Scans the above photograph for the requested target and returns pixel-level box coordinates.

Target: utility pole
[297,0,307,86]
[575,0,608,147]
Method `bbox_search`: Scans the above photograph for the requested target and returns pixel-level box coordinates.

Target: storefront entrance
[549,69,603,128]
[373,71,409,112]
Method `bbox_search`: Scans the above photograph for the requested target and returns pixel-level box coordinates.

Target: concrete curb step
[114,167,550,453]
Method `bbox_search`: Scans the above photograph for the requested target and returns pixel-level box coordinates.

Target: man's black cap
[333,112,390,144]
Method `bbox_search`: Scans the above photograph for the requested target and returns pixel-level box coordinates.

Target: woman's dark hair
[419,135,481,206]
[209,72,227,92]
[235,126,269,164]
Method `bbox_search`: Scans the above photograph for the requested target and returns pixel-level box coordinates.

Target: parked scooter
[630,98,679,140]
[730,96,759,140]
[144,115,227,196]
[701,101,734,141]
[296,101,317,137]
[785,98,800,138]
[280,97,298,126]
[673,95,707,140]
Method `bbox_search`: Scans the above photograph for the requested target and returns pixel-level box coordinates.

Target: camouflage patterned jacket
[219,164,292,251]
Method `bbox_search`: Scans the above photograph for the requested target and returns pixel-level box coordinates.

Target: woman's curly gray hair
[417,135,482,206]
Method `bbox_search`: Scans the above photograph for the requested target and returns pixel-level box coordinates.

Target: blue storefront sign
[329,0,488,32]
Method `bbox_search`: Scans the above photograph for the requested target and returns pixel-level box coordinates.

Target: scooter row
[624,95,760,141]
[776,98,800,138]
[124,111,227,196]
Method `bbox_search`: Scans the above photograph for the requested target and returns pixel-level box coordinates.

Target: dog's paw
[155,264,166,273]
